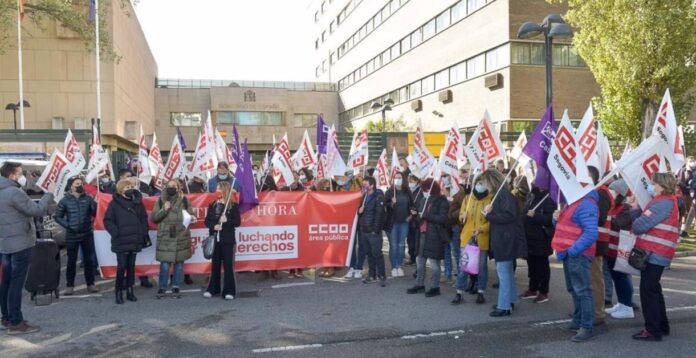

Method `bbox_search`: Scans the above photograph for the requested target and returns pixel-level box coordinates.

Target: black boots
[466,275,478,294]
[115,289,124,304]
[424,287,441,297]
[406,285,425,294]
[451,293,464,305]
[126,286,137,302]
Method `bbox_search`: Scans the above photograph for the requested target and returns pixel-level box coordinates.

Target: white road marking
[253,344,323,353]
[271,282,316,289]
[401,329,471,340]
[60,294,103,299]
[532,305,696,327]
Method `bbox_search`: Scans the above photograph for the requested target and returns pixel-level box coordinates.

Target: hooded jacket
[152,189,195,262]
[0,176,54,254]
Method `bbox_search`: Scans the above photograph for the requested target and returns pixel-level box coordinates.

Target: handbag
[614,230,640,275]
[142,233,152,248]
[459,236,480,275]
[628,247,649,271]
[202,232,216,260]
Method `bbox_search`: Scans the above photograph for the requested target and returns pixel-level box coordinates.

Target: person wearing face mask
[0,162,56,334]
[384,172,413,278]
[54,177,99,296]
[152,180,196,299]
[104,179,148,305]
[342,172,368,279]
[299,168,315,190]
[186,176,208,194]
[452,175,493,305]
[99,173,115,193]
[629,173,680,341]
[358,177,387,286]
[208,162,240,193]
[406,175,423,267]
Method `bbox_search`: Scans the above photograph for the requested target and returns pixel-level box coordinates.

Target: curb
[675,250,696,258]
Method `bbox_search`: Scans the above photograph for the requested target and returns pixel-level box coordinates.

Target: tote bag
[614,230,641,276]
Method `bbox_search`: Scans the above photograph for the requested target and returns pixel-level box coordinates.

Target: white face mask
[394,179,403,187]
[17,175,27,187]
[423,192,430,199]
[409,183,418,191]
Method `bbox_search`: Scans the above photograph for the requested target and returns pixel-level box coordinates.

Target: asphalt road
[2,253,696,358]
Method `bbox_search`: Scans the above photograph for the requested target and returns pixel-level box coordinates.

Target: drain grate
[237,290,260,298]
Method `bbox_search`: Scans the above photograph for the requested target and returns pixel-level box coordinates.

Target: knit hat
[609,179,629,197]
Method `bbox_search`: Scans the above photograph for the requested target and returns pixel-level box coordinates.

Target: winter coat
[0,176,54,254]
[205,200,242,245]
[359,190,386,233]
[384,187,413,233]
[485,187,527,261]
[459,191,492,250]
[151,190,195,263]
[595,188,611,256]
[419,194,450,260]
[54,192,97,242]
[104,193,148,254]
[522,188,555,256]
[186,180,207,194]
[208,175,241,193]
[448,188,466,227]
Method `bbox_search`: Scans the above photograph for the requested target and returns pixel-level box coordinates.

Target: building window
[421,75,434,94]
[423,19,436,41]
[450,61,466,83]
[125,121,137,139]
[399,86,409,102]
[568,46,586,67]
[315,39,319,49]
[367,59,374,74]
[410,80,421,98]
[73,117,87,129]
[381,3,391,20]
[170,112,202,127]
[530,43,544,65]
[451,1,466,22]
[373,12,382,27]
[553,44,569,66]
[321,1,326,13]
[401,36,411,53]
[486,45,509,71]
[467,0,484,13]
[382,48,392,64]
[315,10,319,22]
[218,111,282,126]
[330,20,336,33]
[330,51,336,64]
[411,28,422,47]
[293,113,316,127]
[322,59,327,72]
[436,9,451,32]
[435,69,450,90]
[390,43,400,59]
[321,31,327,42]
[511,42,530,64]
[467,53,485,78]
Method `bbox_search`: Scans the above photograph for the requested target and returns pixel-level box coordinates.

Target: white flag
[293,130,318,170]
[390,147,400,182]
[547,110,593,205]
[621,141,633,160]
[616,135,676,209]
[596,122,614,177]
[148,133,165,190]
[137,125,152,184]
[575,103,601,170]
[326,125,347,176]
[348,129,369,173]
[315,154,327,181]
[161,135,187,183]
[86,124,111,184]
[271,133,295,186]
[63,129,86,173]
[37,149,80,202]
[375,149,389,191]
[438,123,463,178]
[652,89,684,173]
[465,110,505,171]
[413,126,435,178]
[509,131,528,162]
[189,131,218,180]
[214,128,237,173]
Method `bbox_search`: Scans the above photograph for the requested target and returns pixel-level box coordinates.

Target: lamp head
[517,22,544,39]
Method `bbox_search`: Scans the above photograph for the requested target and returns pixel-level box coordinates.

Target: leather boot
[126,286,138,302]
[115,289,124,304]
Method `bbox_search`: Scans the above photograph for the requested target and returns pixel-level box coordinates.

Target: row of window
[314,0,335,22]
[315,0,363,50]
[335,0,410,59]
[510,42,586,67]
[336,0,493,88]
[169,112,321,128]
[339,43,509,123]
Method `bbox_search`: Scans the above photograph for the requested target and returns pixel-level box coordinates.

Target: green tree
[0,0,130,61]
[549,0,696,143]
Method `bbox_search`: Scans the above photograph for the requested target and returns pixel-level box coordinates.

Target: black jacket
[104,194,149,253]
[205,200,242,244]
[595,188,612,256]
[54,193,97,242]
[486,187,527,261]
[384,187,413,232]
[420,194,450,260]
[359,190,386,233]
[522,188,555,256]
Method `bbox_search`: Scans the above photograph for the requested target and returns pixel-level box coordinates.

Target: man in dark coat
[520,185,556,303]
[358,177,387,286]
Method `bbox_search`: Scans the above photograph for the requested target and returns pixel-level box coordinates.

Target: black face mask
[166,187,177,197]
[75,186,84,194]
[615,194,625,205]
[124,189,136,198]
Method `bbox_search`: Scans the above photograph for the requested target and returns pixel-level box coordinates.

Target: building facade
[311,0,601,134]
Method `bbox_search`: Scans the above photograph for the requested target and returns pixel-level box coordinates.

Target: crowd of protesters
[0,155,689,343]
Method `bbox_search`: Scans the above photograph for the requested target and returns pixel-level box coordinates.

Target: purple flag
[316,114,328,155]
[522,105,562,204]
[236,140,259,213]
[88,0,96,22]
[176,127,187,151]
[232,125,241,162]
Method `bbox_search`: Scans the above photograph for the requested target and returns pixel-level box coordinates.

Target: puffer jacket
[359,189,386,233]
[0,176,54,254]
[104,193,148,253]
[460,191,492,250]
[420,194,450,259]
[485,187,527,261]
[152,190,195,262]
[54,192,97,242]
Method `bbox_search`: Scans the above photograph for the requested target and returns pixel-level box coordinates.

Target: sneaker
[362,277,377,284]
[605,303,622,314]
[171,287,182,299]
[489,309,511,317]
[519,290,537,300]
[64,287,74,296]
[563,322,581,332]
[224,294,234,300]
[344,268,356,279]
[610,304,635,319]
[390,268,398,278]
[572,328,593,342]
[203,292,212,298]
[397,268,405,277]
[632,329,662,341]
[156,289,167,299]
[534,293,549,304]
[406,285,425,294]
[86,285,99,293]
[353,270,363,279]
[7,321,40,335]
[1,319,10,330]
[424,287,441,297]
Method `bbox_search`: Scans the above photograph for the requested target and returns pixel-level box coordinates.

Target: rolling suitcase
[25,230,61,304]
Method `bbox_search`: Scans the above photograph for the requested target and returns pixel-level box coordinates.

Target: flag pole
[490,152,525,204]
[95,0,101,123]
[530,193,550,212]
[17,0,25,129]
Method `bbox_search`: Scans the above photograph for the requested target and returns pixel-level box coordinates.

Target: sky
[133,0,316,82]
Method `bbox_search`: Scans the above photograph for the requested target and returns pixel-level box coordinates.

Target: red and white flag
[63,129,86,173]
[271,133,295,186]
[37,149,81,202]
[315,154,327,181]
[189,130,218,180]
[375,149,389,191]
[438,123,463,178]
[86,125,111,184]
[293,130,318,170]
[148,133,165,190]
[596,122,614,177]
[214,128,237,173]
[137,125,152,184]
[390,147,400,182]
[621,141,633,160]
[348,129,369,173]
[465,110,504,171]
[547,110,593,205]
[652,89,684,173]
[616,135,676,209]
[161,135,187,184]
[413,126,435,178]
[575,103,601,170]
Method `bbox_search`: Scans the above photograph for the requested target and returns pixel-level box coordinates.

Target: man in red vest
[552,179,599,342]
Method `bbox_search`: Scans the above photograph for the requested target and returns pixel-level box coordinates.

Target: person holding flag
[384,171,412,278]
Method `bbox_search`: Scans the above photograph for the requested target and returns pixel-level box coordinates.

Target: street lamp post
[5,100,30,130]
[517,14,573,108]
[371,98,394,147]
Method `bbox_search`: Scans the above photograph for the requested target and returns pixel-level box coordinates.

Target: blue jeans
[607,258,634,307]
[0,248,33,325]
[495,260,518,310]
[443,225,461,278]
[563,256,594,330]
[456,249,489,292]
[603,258,613,302]
[350,230,368,270]
[159,261,184,290]
[389,223,409,268]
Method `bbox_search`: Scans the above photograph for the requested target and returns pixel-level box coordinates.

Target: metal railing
[156,78,337,92]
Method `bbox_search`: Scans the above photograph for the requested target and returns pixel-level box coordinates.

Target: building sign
[219,103,282,111]
[244,90,256,102]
